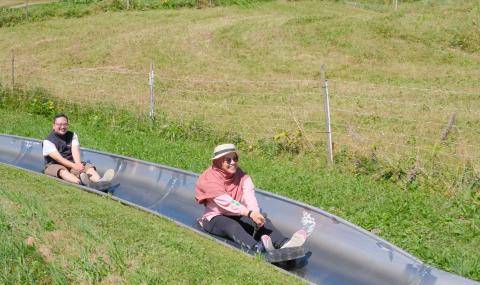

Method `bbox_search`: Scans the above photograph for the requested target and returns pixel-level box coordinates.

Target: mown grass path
[0,1,55,9]
[0,0,54,9]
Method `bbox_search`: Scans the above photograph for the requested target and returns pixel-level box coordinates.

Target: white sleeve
[42,140,58,156]
[72,133,79,146]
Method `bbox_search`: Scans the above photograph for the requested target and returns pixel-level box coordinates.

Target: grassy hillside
[0,164,303,284]
[0,0,479,184]
[0,88,478,281]
[0,0,479,282]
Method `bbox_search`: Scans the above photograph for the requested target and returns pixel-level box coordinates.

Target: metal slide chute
[0,134,477,285]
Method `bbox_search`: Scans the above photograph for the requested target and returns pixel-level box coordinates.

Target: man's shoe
[98,169,114,183]
[80,173,92,187]
[92,181,111,192]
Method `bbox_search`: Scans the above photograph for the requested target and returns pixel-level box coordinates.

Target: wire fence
[1,54,479,173]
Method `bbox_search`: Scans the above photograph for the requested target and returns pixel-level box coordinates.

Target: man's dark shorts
[44,162,95,178]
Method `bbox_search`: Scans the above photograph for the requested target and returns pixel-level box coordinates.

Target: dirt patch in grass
[101,274,124,285]
[38,244,54,262]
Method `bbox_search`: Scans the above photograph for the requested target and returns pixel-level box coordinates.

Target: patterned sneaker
[254,240,265,253]
[98,169,114,183]
[261,235,275,252]
[280,229,307,249]
[80,173,91,187]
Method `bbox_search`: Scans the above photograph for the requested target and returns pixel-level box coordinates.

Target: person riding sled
[195,143,307,254]
[42,113,114,191]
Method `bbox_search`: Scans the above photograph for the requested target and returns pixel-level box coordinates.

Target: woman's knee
[219,219,244,236]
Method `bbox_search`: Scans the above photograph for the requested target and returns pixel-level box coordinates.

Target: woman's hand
[250,211,265,227]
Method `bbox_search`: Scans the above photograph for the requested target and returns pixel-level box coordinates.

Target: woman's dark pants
[202,215,288,250]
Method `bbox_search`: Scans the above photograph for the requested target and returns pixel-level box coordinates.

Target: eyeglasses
[224,156,239,164]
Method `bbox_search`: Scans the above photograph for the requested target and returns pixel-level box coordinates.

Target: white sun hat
[211,143,239,160]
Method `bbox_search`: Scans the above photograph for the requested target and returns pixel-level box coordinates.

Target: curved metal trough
[0,134,478,285]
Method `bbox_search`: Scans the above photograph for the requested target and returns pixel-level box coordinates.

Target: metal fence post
[25,0,29,20]
[25,0,28,21]
[321,65,334,165]
[149,62,155,120]
[11,50,15,88]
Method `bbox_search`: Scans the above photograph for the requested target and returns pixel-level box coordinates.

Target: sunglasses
[224,156,239,164]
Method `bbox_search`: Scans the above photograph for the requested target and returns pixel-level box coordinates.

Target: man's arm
[71,144,82,164]
[69,133,84,171]
[44,138,83,171]
[48,151,77,169]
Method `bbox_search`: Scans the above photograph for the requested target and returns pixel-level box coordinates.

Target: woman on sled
[195,144,307,254]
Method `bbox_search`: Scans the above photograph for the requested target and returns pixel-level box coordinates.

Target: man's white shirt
[42,132,79,156]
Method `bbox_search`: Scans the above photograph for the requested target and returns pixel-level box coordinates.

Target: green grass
[0,0,274,27]
[0,86,478,281]
[0,0,478,180]
[0,164,303,284]
[0,0,479,281]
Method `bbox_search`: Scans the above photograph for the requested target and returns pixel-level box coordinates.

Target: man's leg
[84,165,101,182]
[78,164,113,191]
[59,169,81,184]
[45,164,80,184]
